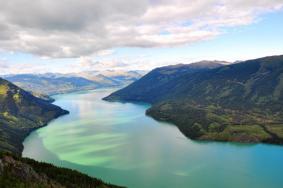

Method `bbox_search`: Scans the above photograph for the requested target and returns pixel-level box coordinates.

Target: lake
[23,89,283,188]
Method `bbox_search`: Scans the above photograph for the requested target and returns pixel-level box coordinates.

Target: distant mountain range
[3,70,145,96]
[104,56,283,144]
[77,70,145,85]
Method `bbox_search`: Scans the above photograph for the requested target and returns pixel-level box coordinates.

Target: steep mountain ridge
[158,55,283,110]
[104,61,224,103]
[0,78,68,155]
[105,56,283,144]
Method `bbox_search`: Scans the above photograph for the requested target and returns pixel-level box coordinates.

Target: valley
[23,89,283,188]
[1,1,282,187]
[1,56,283,187]
[0,78,122,187]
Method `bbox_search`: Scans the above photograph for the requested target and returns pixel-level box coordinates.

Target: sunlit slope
[0,78,68,154]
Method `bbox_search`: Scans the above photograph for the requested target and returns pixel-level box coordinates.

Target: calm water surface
[23,89,283,188]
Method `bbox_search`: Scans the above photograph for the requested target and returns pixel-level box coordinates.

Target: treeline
[0,152,124,188]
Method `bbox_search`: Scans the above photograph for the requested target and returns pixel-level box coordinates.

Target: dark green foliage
[105,56,283,144]
[0,153,123,188]
[104,61,224,103]
[0,78,69,155]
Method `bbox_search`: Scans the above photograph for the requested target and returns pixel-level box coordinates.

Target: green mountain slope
[0,153,123,188]
[0,78,123,187]
[104,56,283,144]
[0,78,69,155]
[104,61,224,103]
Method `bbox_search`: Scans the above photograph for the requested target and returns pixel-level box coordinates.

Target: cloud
[79,56,129,71]
[96,50,115,57]
[0,61,9,70]
[0,61,31,75]
[0,0,282,58]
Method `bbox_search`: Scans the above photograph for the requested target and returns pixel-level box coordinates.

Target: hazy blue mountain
[3,74,99,95]
[104,56,283,144]
[76,70,145,86]
[3,70,144,96]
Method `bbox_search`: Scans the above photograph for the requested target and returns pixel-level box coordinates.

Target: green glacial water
[23,89,283,188]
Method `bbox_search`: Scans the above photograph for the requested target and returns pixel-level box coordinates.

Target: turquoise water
[23,89,283,188]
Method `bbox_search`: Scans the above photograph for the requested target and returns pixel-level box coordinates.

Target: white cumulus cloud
[0,0,282,58]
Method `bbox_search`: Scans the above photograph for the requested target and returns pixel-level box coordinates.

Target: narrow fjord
[23,89,283,188]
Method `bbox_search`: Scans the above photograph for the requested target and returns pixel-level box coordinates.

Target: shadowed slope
[105,56,283,144]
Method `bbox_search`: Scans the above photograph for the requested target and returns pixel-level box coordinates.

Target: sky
[0,0,283,74]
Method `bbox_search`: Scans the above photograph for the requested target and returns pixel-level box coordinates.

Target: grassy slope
[146,101,283,143]
[105,56,283,144]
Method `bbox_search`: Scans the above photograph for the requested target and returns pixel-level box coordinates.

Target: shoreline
[104,97,283,146]
[21,88,122,156]
[146,109,283,146]
[20,110,70,157]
